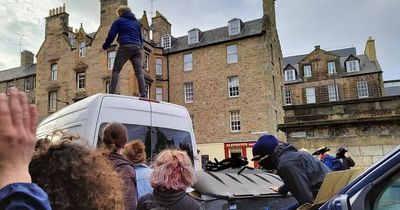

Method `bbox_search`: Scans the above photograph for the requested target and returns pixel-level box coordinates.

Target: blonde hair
[150,149,195,191]
[124,140,146,164]
[116,5,131,16]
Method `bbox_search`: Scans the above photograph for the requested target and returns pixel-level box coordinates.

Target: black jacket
[108,153,138,210]
[272,144,331,205]
[137,189,200,210]
[338,157,355,170]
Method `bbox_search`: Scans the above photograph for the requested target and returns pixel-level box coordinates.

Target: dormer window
[303,65,312,77]
[79,41,85,58]
[346,60,360,72]
[284,69,296,81]
[228,19,242,36]
[161,34,171,49]
[188,29,199,45]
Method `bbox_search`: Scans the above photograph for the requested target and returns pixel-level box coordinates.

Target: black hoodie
[272,144,331,205]
[137,189,200,210]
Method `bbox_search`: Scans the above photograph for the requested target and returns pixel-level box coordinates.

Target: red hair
[150,149,195,191]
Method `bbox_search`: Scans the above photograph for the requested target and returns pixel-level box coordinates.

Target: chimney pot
[315,45,320,50]
[52,9,56,15]
[49,10,52,16]
[56,7,59,14]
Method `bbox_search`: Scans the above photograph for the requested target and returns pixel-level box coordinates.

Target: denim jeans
[109,44,146,97]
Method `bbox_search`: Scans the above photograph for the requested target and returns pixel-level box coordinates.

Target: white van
[36,94,199,170]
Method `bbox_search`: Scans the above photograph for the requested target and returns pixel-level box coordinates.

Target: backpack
[140,194,171,210]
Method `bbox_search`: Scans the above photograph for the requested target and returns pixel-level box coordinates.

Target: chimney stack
[263,0,276,27]
[364,36,377,62]
[20,50,34,68]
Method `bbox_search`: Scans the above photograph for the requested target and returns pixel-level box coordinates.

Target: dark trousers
[109,44,146,97]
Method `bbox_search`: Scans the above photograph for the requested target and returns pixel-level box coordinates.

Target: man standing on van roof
[252,135,331,210]
[102,5,146,97]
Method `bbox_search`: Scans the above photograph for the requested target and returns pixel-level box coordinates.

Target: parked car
[321,145,400,210]
[36,93,199,169]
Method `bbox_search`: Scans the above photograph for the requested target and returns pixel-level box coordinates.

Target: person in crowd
[313,147,344,171]
[252,135,331,210]
[0,87,51,209]
[137,149,200,210]
[30,139,125,210]
[102,5,145,97]
[336,147,355,170]
[102,122,138,210]
[124,140,153,199]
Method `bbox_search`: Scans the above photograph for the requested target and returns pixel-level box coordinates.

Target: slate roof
[384,80,400,96]
[0,64,36,82]
[167,18,264,53]
[283,47,357,66]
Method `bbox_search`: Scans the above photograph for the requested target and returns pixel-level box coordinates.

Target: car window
[97,123,194,163]
[375,174,400,210]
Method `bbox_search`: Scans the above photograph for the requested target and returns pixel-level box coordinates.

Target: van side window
[374,173,400,210]
[97,123,194,164]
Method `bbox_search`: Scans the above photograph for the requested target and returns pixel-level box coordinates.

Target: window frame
[24,78,30,92]
[188,30,199,45]
[161,34,171,49]
[156,87,163,101]
[144,53,149,71]
[51,63,58,81]
[228,76,240,98]
[183,53,193,71]
[79,41,86,58]
[284,69,296,81]
[156,58,163,75]
[228,19,240,36]
[357,81,369,98]
[304,65,312,77]
[145,83,150,99]
[327,61,336,74]
[306,87,316,104]
[229,110,241,132]
[346,60,360,72]
[76,72,86,91]
[285,89,292,105]
[107,51,116,70]
[227,44,238,64]
[328,84,339,101]
[184,82,194,103]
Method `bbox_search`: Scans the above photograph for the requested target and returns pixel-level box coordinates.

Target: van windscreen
[97,123,194,164]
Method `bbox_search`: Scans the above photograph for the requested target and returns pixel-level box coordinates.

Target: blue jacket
[102,11,143,50]
[135,163,153,199]
[321,154,344,171]
[0,183,51,210]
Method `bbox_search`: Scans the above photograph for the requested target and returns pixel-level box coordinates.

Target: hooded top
[272,144,331,205]
[108,153,138,210]
[102,11,143,50]
[137,189,200,210]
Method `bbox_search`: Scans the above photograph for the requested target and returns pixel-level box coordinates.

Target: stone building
[162,0,284,165]
[35,1,168,119]
[279,38,400,167]
[0,50,36,103]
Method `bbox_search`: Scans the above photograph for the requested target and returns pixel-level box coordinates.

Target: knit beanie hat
[251,135,279,160]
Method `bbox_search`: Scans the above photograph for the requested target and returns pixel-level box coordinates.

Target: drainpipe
[166,51,170,102]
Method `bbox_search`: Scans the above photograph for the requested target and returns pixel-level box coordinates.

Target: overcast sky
[0,0,399,80]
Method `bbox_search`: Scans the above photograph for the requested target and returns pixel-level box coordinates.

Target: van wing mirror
[327,195,350,210]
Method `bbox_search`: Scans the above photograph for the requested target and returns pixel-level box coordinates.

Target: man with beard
[252,135,330,210]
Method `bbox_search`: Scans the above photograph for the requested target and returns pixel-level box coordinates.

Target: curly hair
[102,122,128,154]
[29,140,125,210]
[124,139,146,164]
[150,149,195,191]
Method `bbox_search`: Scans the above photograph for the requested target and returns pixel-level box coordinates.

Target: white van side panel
[93,96,151,146]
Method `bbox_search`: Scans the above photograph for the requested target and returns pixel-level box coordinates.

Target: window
[184,83,194,103]
[228,19,240,35]
[304,65,312,77]
[144,53,149,71]
[328,84,339,101]
[33,77,36,90]
[143,30,149,42]
[357,81,369,98]
[374,175,400,210]
[24,78,30,92]
[156,58,162,75]
[51,63,57,81]
[105,81,110,93]
[108,51,116,70]
[285,89,292,105]
[229,110,241,132]
[156,87,163,101]
[228,76,239,97]
[284,69,296,81]
[328,62,336,74]
[76,72,85,90]
[79,41,85,58]
[184,54,192,71]
[227,44,238,64]
[346,60,360,72]
[188,30,199,45]
[6,82,14,94]
[145,83,150,99]
[48,91,57,111]
[306,87,316,104]
[161,35,171,49]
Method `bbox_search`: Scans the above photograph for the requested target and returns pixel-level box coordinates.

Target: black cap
[312,147,330,155]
